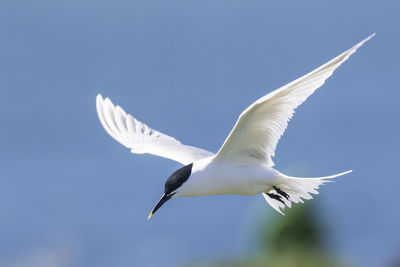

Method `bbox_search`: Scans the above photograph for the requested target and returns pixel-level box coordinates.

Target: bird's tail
[262,170,352,215]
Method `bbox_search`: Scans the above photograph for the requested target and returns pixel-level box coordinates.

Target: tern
[96,34,374,219]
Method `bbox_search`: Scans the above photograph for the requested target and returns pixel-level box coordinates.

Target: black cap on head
[148,163,193,220]
[164,163,193,195]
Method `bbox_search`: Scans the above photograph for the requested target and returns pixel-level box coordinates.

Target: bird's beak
[148,193,172,220]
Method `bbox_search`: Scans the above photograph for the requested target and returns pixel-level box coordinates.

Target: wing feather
[96,94,214,165]
[215,34,375,166]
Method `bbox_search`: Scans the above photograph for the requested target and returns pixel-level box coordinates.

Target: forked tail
[262,170,352,215]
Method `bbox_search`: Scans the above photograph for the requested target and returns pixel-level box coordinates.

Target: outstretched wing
[96,94,214,165]
[215,34,374,166]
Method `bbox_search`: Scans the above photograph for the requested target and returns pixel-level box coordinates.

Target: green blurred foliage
[190,204,350,267]
[262,204,323,253]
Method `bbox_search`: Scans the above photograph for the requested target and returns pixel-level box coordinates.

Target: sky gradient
[1,0,399,266]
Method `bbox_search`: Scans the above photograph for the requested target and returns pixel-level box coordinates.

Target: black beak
[148,193,172,220]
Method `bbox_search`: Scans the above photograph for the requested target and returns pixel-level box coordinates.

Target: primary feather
[215,34,375,166]
[96,95,214,165]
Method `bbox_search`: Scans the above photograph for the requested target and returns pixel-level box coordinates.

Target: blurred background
[1,0,399,266]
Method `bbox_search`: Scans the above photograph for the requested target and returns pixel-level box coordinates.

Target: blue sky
[1,0,399,266]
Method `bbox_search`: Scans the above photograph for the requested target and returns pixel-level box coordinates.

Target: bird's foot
[273,186,290,201]
[267,192,286,206]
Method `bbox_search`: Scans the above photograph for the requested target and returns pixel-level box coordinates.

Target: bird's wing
[214,34,374,166]
[96,94,214,165]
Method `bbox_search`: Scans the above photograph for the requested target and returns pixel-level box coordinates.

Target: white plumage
[96,96,213,165]
[96,34,374,217]
[215,33,374,167]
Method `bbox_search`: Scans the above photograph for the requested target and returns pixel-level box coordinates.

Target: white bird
[96,34,374,219]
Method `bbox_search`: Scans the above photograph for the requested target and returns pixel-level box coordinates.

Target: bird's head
[148,163,193,220]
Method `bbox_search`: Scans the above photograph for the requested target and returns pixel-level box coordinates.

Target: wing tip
[358,33,375,47]
[339,169,353,176]
[365,33,376,41]
[96,94,104,116]
[351,33,375,53]
[96,94,104,107]
[104,96,113,107]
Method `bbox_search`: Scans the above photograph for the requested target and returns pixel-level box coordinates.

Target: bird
[96,34,374,219]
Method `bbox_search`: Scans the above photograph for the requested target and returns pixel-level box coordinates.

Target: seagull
[96,34,374,219]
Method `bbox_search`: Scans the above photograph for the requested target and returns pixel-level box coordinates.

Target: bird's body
[174,157,282,197]
[96,34,374,218]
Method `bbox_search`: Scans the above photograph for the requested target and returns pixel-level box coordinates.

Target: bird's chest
[176,164,278,196]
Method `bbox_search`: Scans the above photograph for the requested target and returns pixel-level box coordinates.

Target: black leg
[273,186,290,201]
[267,192,286,206]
